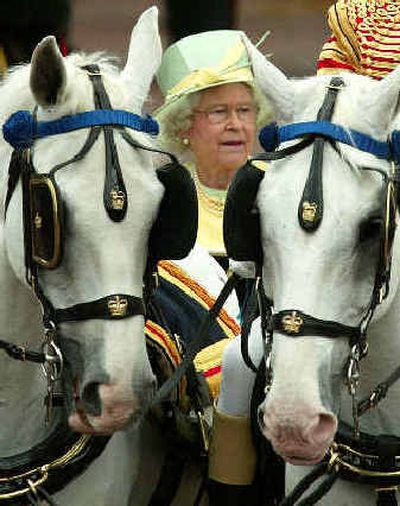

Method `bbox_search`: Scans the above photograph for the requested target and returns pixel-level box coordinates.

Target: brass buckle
[326,81,345,91]
[27,479,40,500]
[16,345,26,361]
[85,69,102,77]
[328,443,340,471]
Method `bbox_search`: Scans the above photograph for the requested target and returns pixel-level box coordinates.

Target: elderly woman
[154,30,273,506]
[156,29,270,265]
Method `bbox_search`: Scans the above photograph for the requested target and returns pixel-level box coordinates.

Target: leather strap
[298,76,345,231]
[358,364,400,416]
[84,64,128,222]
[52,294,145,324]
[253,138,314,162]
[0,419,109,500]
[0,339,45,363]
[273,309,361,344]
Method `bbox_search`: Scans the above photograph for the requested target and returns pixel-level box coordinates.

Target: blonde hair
[157,84,273,156]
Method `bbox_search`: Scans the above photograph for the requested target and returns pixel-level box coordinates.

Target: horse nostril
[81,382,102,417]
[312,413,337,444]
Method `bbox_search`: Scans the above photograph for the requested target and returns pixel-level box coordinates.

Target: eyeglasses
[193,104,258,124]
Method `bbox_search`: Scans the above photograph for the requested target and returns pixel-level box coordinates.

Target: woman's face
[184,83,257,186]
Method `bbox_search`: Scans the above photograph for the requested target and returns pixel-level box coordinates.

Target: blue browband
[2,109,160,150]
[259,121,400,163]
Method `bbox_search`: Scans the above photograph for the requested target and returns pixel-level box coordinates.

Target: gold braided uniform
[317,0,400,79]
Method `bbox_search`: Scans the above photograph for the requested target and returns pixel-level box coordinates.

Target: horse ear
[242,35,293,123]
[121,6,162,113]
[30,36,66,107]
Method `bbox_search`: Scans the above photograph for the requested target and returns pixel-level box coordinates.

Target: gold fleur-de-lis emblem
[34,212,43,229]
[108,296,128,317]
[110,190,125,210]
[302,201,318,223]
[282,311,304,334]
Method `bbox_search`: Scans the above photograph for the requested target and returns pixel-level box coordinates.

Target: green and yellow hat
[155,30,253,121]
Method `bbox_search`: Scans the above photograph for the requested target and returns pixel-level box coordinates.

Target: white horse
[0,7,181,505]
[226,38,400,505]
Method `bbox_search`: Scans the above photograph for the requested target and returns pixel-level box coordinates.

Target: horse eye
[359,216,383,243]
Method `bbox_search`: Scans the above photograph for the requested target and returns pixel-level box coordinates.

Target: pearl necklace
[193,170,226,215]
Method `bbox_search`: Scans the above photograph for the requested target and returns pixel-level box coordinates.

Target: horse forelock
[287,73,390,140]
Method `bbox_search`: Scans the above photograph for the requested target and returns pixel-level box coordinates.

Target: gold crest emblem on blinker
[302,201,318,223]
[108,296,128,317]
[34,212,43,230]
[110,190,126,210]
[282,311,304,334]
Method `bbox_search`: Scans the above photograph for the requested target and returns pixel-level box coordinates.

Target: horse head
[225,37,400,465]
[0,7,197,435]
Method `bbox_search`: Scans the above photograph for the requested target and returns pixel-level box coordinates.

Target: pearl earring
[182,137,190,146]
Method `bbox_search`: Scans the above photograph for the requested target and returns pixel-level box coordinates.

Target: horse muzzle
[69,375,156,434]
[259,398,338,465]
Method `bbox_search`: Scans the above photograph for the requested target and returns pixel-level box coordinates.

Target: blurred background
[0,0,334,106]
[72,0,334,107]
[71,0,333,75]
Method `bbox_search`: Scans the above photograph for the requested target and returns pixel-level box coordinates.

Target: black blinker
[30,175,63,269]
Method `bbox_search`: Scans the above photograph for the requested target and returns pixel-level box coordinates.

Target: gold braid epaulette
[158,260,240,338]
[155,261,240,399]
